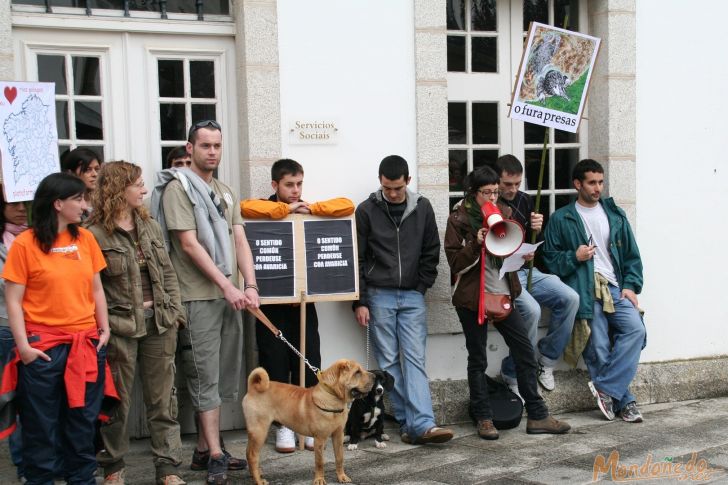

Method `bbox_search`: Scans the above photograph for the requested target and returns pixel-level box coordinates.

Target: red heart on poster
[4,86,17,104]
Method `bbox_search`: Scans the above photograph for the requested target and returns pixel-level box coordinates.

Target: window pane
[524,149,550,192]
[165,0,229,14]
[471,37,497,72]
[554,129,577,143]
[471,0,496,31]
[447,36,466,72]
[11,0,45,5]
[38,55,67,95]
[59,145,71,161]
[190,61,215,99]
[75,101,103,140]
[191,104,217,125]
[449,150,467,192]
[554,0,579,30]
[56,101,69,140]
[448,102,467,144]
[158,60,184,98]
[554,148,579,189]
[77,145,105,162]
[473,149,498,169]
[447,0,465,30]
[523,0,548,32]
[524,123,547,145]
[472,102,498,144]
[449,196,463,212]
[72,57,100,96]
[129,0,159,12]
[88,0,125,8]
[160,103,186,141]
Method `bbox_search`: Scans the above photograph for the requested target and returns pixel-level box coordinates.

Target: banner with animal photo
[509,22,600,133]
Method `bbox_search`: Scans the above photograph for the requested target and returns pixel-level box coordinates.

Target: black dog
[344,370,394,450]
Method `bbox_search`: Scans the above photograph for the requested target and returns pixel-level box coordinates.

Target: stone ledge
[429,356,728,424]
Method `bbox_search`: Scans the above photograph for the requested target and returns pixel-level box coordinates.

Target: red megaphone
[477,202,524,324]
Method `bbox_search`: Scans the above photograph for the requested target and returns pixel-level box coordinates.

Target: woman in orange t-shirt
[2,173,110,485]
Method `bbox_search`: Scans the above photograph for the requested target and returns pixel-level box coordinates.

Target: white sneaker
[537,362,555,391]
[304,436,314,451]
[507,381,525,405]
[275,426,296,453]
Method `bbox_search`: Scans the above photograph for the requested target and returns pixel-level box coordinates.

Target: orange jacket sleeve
[308,198,355,217]
[240,199,290,219]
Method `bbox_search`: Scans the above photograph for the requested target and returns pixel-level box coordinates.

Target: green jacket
[543,198,643,320]
[87,215,185,338]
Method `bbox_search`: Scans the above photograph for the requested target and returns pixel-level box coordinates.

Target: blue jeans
[367,287,436,438]
[519,268,579,366]
[0,326,23,477]
[582,284,646,411]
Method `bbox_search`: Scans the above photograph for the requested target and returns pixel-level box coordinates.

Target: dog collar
[313,400,344,414]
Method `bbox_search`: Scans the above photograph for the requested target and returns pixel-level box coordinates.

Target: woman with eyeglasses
[86,161,186,485]
[444,166,570,441]
[2,172,112,485]
[61,147,102,213]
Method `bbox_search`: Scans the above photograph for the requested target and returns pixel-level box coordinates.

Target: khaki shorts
[178,299,243,411]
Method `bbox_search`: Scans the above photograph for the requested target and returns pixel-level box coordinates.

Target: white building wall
[636,1,728,361]
[276,0,425,367]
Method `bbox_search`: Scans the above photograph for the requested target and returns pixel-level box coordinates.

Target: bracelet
[244,284,259,292]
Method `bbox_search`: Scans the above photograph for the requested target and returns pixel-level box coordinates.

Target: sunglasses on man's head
[188,119,222,141]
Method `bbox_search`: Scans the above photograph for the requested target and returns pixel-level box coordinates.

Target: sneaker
[275,426,296,453]
[206,453,228,485]
[506,381,525,405]
[157,475,186,485]
[537,362,555,391]
[190,448,246,471]
[476,419,499,440]
[526,415,571,434]
[304,436,315,451]
[618,401,643,423]
[588,381,615,421]
[104,468,126,485]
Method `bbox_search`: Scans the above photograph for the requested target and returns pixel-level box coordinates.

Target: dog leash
[249,306,321,377]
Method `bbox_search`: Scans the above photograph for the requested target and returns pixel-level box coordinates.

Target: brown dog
[243,359,374,485]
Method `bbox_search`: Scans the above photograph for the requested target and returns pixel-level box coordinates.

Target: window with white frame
[156,57,219,166]
[36,53,107,161]
[447,0,588,224]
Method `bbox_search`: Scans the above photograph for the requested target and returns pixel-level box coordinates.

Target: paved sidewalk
[1,397,728,484]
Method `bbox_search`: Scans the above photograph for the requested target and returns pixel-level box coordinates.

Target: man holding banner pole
[494,155,579,394]
[240,158,354,453]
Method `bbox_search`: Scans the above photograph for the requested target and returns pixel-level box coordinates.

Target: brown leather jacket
[444,201,522,312]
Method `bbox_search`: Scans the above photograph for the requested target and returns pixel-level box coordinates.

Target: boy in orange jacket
[240,158,353,453]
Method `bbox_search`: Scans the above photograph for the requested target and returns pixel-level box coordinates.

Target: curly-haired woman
[86,161,186,485]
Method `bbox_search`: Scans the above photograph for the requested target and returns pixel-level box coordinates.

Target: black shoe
[206,453,228,485]
[191,448,247,471]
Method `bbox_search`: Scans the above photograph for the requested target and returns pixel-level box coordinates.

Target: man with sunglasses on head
[156,120,260,485]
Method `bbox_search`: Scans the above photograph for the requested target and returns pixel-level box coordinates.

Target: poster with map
[0,82,59,202]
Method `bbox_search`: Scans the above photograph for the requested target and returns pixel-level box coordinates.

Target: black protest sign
[303,219,355,296]
[245,221,295,297]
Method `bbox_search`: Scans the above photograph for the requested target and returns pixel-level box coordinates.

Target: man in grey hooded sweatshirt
[353,155,453,446]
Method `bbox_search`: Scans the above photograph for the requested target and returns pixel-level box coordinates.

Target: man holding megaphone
[445,166,571,440]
